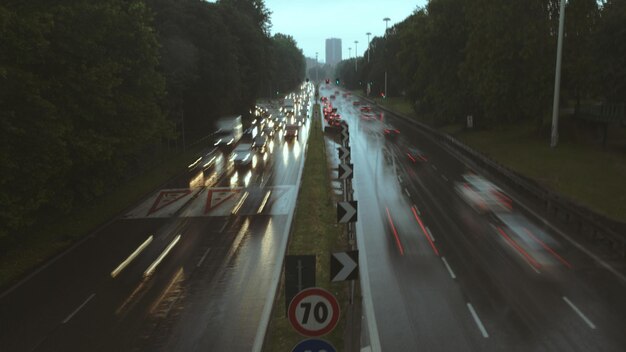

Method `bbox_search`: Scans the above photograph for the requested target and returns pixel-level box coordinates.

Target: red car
[360,106,372,112]
[361,113,376,121]
[406,147,428,163]
[383,126,400,139]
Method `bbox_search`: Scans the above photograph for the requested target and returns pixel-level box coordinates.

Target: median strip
[263,103,353,350]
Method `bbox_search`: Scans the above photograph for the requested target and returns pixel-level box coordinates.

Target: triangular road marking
[147,190,192,215]
[205,188,241,214]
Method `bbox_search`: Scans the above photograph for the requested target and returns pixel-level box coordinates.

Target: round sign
[288,287,340,337]
[291,338,337,352]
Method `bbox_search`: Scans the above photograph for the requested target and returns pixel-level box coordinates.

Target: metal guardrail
[359,95,626,257]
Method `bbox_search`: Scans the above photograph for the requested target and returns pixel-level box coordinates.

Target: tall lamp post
[354,40,359,72]
[366,32,371,63]
[551,0,566,148]
[383,17,390,98]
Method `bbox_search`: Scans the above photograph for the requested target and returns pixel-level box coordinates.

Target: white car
[455,174,512,213]
[230,143,256,169]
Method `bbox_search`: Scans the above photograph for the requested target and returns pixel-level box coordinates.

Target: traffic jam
[187,82,315,190]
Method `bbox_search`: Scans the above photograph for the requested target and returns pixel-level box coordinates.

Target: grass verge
[263,105,351,350]
[0,144,205,289]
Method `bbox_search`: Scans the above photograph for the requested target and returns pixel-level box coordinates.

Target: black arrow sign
[337,201,357,223]
[338,147,351,160]
[338,163,353,180]
[330,250,359,282]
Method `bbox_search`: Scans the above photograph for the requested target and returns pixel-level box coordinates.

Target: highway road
[0,85,314,352]
[319,85,626,352]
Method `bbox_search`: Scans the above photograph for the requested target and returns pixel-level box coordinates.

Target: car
[330,95,336,99]
[383,125,400,139]
[262,126,275,139]
[352,101,361,106]
[360,105,373,112]
[252,135,268,154]
[406,147,428,163]
[294,116,306,126]
[361,112,377,121]
[284,124,299,139]
[230,143,256,169]
[454,174,512,213]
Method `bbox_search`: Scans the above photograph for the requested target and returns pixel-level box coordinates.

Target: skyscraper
[325,38,342,66]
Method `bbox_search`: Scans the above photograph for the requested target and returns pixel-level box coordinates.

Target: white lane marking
[425,226,435,242]
[219,219,229,233]
[404,188,411,198]
[413,204,421,216]
[441,174,449,182]
[231,191,249,215]
[467,303,489,338]
[397,175,403,184]
[110,235,153,278]
[563,296,597,329]
[143,234,182,278]
[441,257,456,279]
[196,247,212,268]
[257,190,272,214]
[431,165,438,171]
[62,293,95,324]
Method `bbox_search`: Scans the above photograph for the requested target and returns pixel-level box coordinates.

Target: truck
[212,115,243,149]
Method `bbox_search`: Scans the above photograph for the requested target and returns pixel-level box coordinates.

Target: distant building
[325,38,342,66]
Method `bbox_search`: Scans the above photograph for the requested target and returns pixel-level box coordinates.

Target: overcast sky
[265,0,427,62]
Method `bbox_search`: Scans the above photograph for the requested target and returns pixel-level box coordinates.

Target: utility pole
[366,32,371,63]
[551,0,566,148]
[354,40,358,72]
[383,17,390,98]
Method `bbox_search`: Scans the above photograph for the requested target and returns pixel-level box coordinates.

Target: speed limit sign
[288,287,340,336]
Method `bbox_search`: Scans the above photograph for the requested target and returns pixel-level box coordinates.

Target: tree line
[336,0,625,127]
[0,0,305,242]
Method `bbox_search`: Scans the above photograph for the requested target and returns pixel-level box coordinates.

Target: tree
[593,0,626,102]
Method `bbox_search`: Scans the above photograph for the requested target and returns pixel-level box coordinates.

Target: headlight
[227,138,234,145]
[214,139,222,146]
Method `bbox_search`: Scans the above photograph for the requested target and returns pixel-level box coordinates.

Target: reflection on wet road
[319,85,626,352]
[0,84,316,352]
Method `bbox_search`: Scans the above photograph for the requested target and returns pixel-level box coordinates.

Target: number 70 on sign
[288,287,340,337]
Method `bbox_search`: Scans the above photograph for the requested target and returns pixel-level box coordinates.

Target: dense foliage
[336,0,625,127]
[0,0,304,241]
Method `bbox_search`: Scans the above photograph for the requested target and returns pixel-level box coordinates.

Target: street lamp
[551,0,566,148]
[366,32,371,63]
[354,40,359,72]
[383,17,390,98]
